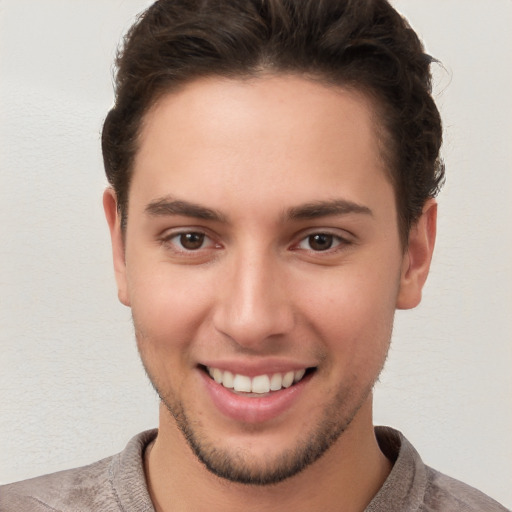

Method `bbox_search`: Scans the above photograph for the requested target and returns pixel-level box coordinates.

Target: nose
[212,248,295,350]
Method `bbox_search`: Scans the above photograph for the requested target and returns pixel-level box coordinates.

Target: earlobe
[396,199,437,310]
[103,188,131,307]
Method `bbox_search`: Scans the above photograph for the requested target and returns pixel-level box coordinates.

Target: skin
[104,75,436,512]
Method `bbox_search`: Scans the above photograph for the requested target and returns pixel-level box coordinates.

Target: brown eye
[307,233,334,251]
[179,232,205,250]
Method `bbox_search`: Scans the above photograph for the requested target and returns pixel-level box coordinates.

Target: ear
[396,199,437,310]
[103,188,131,307]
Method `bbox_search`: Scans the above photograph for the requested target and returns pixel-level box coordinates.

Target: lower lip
[200,370,311,424]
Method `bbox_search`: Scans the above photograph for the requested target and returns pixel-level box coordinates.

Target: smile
[200,364,316,423]
[206,366,310,394]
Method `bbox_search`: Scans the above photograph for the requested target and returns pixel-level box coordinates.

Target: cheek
[126,263,214,355]
[300,265,400,362]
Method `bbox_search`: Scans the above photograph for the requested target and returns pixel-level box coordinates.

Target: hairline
[119,70,411,249]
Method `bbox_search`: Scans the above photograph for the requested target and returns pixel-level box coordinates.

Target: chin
[156,376,373,486]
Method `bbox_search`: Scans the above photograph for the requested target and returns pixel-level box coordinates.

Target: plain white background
[1,0,511,507]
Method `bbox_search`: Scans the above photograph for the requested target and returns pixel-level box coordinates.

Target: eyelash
[160,229,351,256]
[294,232,350,253]
[161,230,219,253]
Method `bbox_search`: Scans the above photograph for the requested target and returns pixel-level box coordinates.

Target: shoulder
[423,466,509,512]
[0,429,157,512]
[371,427,509,512]
[0,456,116,511]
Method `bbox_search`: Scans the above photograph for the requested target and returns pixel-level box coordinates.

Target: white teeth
[206,367,309,394]
[212,368,223,384]
[222,370,234,389]
[233,374,252,392]
[294,369,306,382]
[270,373,283,391]
[251,375,270,394]
[282,371,294,388]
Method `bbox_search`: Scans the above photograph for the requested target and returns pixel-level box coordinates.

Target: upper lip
[199,359,316,377]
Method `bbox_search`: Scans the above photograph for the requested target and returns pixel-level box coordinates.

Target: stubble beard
[162,383,373,485]
[142,361,382,486]
[134,308,392,486]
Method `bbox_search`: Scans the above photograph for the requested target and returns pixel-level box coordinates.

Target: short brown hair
[102,0,444,244]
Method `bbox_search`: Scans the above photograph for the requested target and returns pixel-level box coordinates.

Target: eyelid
[296,234,342,251]
[290,228,354,252]
[160,227,222,253]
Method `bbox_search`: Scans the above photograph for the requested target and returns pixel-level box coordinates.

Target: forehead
[139,74,381,156]
[131,74,393,218]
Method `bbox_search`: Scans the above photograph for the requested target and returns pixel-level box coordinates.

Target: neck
[145,398,391,512]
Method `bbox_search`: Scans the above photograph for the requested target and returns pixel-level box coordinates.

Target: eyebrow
[286,199,373,220]
[144,196,372,223]
[145,197,226,222]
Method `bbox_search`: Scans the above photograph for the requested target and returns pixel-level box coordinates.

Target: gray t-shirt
[0,427,508,511]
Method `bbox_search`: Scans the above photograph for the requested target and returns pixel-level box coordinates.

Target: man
[1,0,508,510]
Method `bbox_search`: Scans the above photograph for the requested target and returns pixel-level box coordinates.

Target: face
[105,75,434,485]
